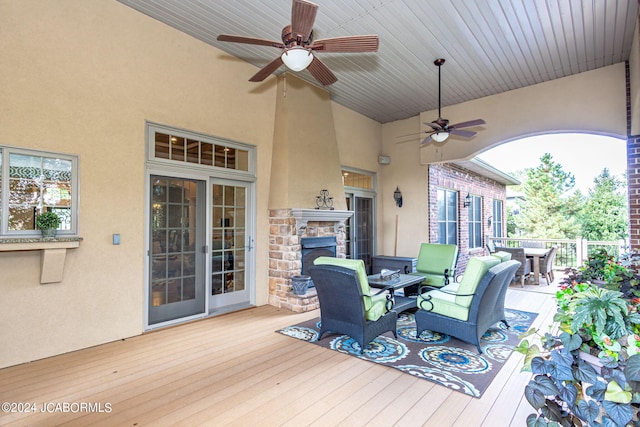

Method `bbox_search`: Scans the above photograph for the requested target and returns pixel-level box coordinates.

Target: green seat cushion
[418,284,469,321]
[491,251,512,262]
[313,256,385,321]
[455,256,500,307]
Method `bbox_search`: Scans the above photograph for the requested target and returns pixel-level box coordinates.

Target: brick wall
[628,135,640,250]
[428,163,507,272]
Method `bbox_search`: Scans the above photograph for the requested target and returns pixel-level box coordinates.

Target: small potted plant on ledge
[36,211,61,239]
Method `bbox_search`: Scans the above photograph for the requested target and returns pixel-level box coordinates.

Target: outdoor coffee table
[368,273,426,313]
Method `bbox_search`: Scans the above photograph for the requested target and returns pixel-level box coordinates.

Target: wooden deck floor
[0,281,558,427]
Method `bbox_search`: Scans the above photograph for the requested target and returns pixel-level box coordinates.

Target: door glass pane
[211,183,246,296]
[150,177,198,308]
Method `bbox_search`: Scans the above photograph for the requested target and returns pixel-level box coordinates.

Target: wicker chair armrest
[417,285,476,311]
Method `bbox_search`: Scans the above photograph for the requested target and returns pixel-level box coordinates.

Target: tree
[579,168,628,240]
[514,153,581,239]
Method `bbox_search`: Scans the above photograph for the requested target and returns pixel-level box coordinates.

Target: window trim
[492,199,504,237]
[146,122,256,181]
[0,145,79,237]
[468,195,482,249]
[436,188,458,245]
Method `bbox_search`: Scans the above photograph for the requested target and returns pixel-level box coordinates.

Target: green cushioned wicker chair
[405,243,458,296]
[415,257,521,353]
[313,256,390,321]
[308,258,398,352]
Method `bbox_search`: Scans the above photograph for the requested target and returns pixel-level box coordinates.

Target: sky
[476,133,627,194]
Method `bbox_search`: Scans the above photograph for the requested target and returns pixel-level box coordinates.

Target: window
[468,195,482,248]
[492,200,503,237]
[437,189,457,245]
[0,147,78,236]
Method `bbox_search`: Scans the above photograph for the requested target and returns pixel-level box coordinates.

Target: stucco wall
[0,0,279,368]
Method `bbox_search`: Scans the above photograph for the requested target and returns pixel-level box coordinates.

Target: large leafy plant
[518,281,640,426]
[518,329,640,427]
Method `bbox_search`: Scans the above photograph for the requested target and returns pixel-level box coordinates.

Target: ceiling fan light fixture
[281,46,313,71]
[431,131,449,143]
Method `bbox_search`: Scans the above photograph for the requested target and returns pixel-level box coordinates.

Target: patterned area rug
[277,309,537,398]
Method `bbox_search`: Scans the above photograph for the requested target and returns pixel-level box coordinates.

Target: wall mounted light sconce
[487,216,493,227]
[463,193,471,208]
[393,187,403,207]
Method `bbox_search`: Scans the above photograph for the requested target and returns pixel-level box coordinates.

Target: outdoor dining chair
[494,247,532,287]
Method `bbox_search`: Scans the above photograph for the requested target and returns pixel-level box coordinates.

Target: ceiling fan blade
[306,56,337,86]
[425,122,443,131]
[217,34,285,49]
[309,35,379,52]
[449,118,486,129]
[249,56,284,82]
[449,128,477,138]
[291,0,318,42]
[420,135,433,146]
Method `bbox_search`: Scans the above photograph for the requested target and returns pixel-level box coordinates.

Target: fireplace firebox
[301,236,337,285]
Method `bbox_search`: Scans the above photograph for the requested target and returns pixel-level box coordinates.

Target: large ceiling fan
[216,0,379,86]
[420,59,486,146]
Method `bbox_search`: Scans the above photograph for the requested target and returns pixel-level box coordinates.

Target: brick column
[628,135,640,250]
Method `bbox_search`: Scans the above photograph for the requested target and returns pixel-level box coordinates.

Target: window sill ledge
[0,237,83,284]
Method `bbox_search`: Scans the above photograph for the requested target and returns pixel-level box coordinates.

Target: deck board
[0,280,558,426]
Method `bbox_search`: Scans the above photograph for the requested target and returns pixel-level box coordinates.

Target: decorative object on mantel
[315,189,334,210]
[35,211,61,239]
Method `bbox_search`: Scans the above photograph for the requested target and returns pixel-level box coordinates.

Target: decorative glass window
[342,170,374,189]
[468,195,482,248]
[0,147,78,236]
[492,199,504,237]
[437,189,457,245]
[149,124,252,173]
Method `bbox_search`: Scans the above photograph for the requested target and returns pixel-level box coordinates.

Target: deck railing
[488,237,627,268]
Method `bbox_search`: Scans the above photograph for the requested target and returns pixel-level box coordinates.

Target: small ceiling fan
[420,58,486,146]
[216,0,379,86]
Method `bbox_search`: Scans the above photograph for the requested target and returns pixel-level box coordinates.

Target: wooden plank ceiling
[116,0,639,124]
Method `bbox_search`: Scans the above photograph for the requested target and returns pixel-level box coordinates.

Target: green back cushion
[491,251,512,262]
[313,257,387,321]
[455,256,500,307]
[415,243,458,275]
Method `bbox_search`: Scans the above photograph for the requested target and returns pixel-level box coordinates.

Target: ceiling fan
[216,0,379,86]
[420,58,486,146]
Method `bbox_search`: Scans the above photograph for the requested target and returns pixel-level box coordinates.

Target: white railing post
[576,237,584,267]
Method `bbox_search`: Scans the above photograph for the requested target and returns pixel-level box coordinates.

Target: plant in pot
[36,211,61,238]
[517,283,640,426]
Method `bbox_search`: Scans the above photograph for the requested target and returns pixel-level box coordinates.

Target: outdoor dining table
[523,247,551,285]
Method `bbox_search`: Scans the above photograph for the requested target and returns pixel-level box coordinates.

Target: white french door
[148,176,206,325]
[209,179,252,310]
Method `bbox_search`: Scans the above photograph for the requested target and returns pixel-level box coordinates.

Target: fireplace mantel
[291,208,353,235]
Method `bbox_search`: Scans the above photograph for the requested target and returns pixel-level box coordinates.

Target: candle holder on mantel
[315,189,334,210]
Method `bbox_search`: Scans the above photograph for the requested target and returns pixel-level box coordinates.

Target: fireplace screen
[301,236,337,286]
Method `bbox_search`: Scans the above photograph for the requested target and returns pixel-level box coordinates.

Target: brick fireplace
[268,208,353,312]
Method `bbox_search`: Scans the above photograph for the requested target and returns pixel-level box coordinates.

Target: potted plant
[36,211,61,238]
[517,263,640,426]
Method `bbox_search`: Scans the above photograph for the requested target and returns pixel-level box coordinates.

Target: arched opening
[476,132,628,271]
